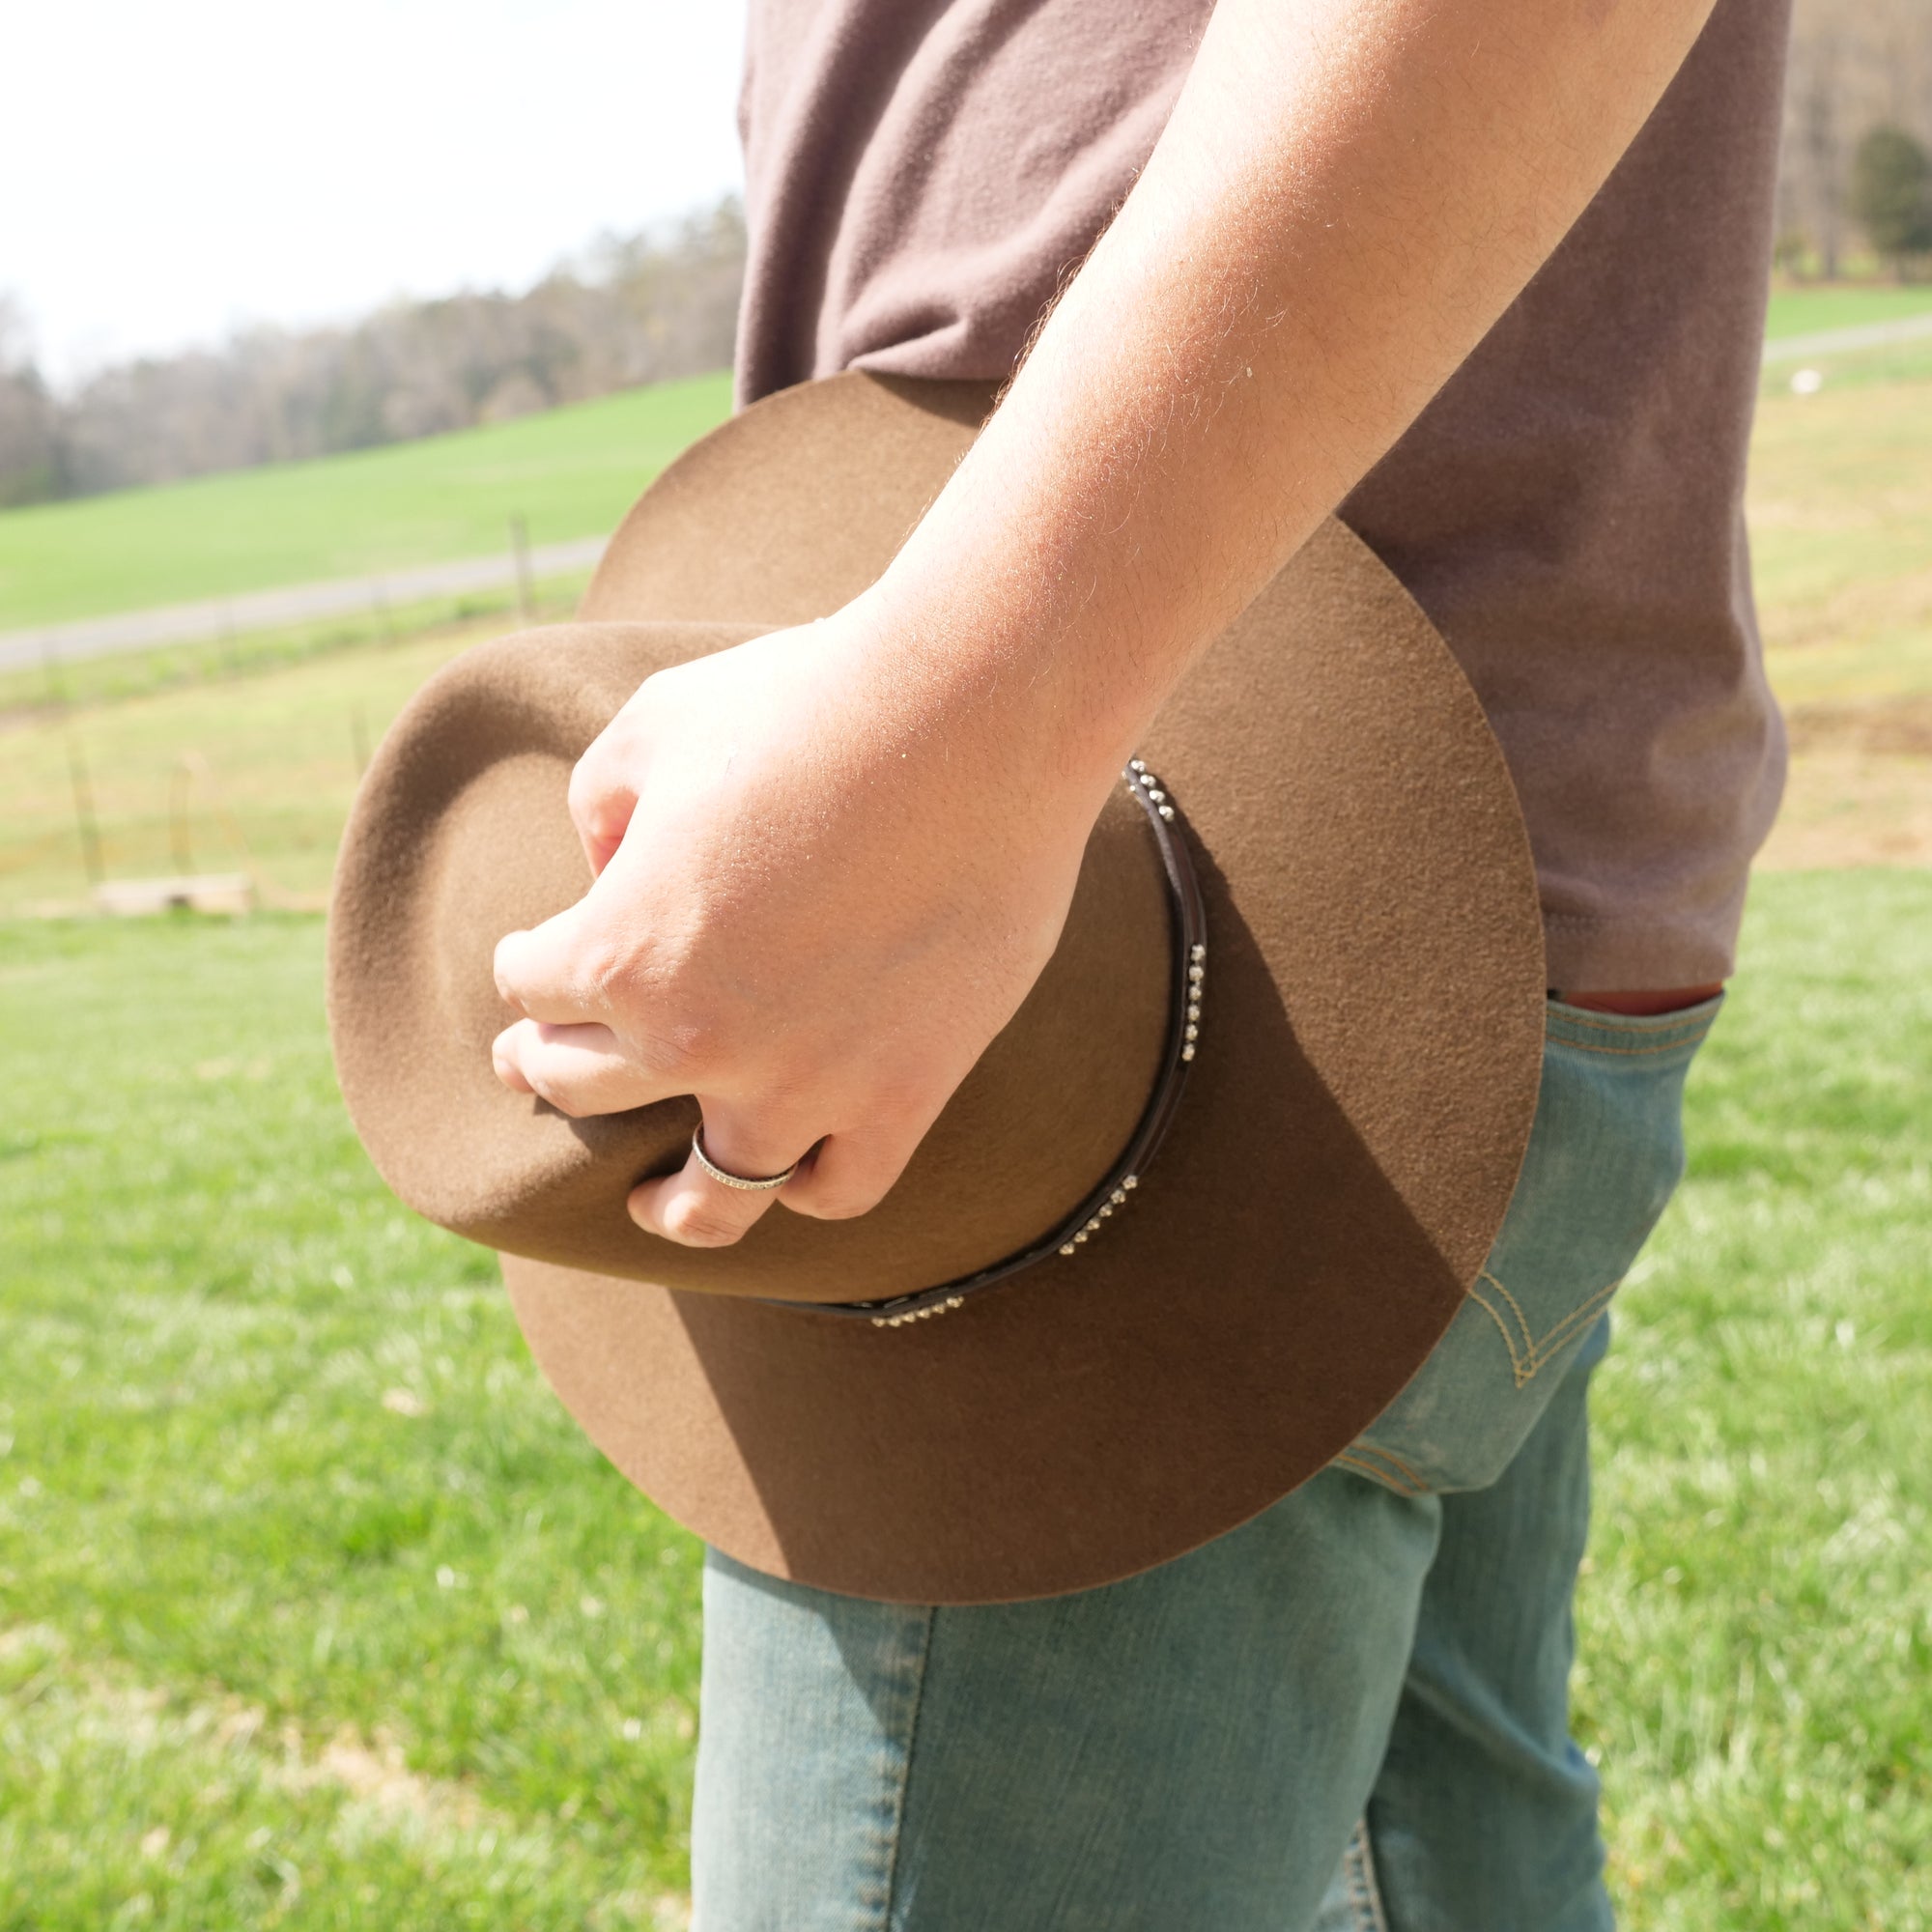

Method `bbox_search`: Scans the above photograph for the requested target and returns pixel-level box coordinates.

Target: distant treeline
[1781,0,1932,276]
[6,0,1932,515]
[0,198,745,509]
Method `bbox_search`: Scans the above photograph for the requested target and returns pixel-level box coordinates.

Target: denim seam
[1336,1441,1430,1493]
[872,1606,935,1932]
[1334,1452,1415,1495]
[1368,1442,1429,1491]
[1470,1269,1621,1388]
[1547,1032,1710,1060]
[1341,1817,1392,1932]
[1548,1005,1717,1037]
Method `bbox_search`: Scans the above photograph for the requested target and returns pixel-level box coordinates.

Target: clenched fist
[490,598,1107,1248]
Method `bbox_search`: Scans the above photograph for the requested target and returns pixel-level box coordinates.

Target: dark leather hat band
[760,759,1207,1329]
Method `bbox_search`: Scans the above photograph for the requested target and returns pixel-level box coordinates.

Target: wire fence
[3,535,596,918]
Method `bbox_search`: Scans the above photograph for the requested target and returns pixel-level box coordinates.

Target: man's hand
[490,0,1723,1246]
[490,607,1102,1247]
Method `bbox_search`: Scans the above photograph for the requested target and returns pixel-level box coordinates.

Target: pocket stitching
[1469,1268,1622,1388]
[1547,1003,1719,1037]
[1333,1448,1425,1496]
[1548,1032,1711,1059]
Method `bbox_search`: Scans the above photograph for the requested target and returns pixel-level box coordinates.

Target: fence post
[170,757,196,874]
[40,633,68,712]
[67,731,105,887]
[510,513,536,624]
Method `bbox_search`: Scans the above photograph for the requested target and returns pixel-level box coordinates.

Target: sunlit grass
[1764,285,1932,340]
[1581,868,1932,1932]
[1747,375,1932,648]
[0,915,700,1928]
[1,873,1928,1926]
[0,372,731,631]
[1,621,508,912]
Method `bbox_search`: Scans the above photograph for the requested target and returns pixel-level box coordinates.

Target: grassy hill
[6,290,1932,637]
[0,372,732,631]
[7,295,1932,910]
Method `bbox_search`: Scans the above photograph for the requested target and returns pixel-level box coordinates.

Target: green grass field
[0,915,702,1929]
[1,625,508,911]
[1764,284,1932,340]
[2,278,1929,1922]
[0,373,732,631]
[1747,376,1932,683]
[2,873,1927,1929]
[1760,283,1932,401]
[0,286,1922,639]
[7,305,1930,912]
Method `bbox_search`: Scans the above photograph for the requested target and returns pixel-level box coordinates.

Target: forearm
[867,0,1718,802]
[491,0,1729,1242]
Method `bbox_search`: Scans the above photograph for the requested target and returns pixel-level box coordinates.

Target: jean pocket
[1334,995,1720,1497]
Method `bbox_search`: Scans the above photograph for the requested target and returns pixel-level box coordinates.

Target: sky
[6,0,746,388]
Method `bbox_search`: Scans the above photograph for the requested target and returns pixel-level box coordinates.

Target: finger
[568,711,644,875]
[777,1120,926,1223]
[491,1018,672,1117]
[493,903,611,1026]
[628,1102,820,1249]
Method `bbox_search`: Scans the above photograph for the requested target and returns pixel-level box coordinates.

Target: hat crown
[329,616,1176,1302]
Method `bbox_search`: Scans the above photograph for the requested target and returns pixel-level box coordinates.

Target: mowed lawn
[0,373,732,631]
[1,873,1928,1929]
[0,916,703,1929]
[1763,284,1932,339]
[1748,369,1932,680]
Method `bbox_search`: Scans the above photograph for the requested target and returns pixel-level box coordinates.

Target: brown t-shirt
[737,0,1791,987]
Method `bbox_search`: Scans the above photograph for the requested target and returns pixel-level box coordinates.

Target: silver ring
[691,1125,798,1192]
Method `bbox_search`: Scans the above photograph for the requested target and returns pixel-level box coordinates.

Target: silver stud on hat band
[762,757,1206,1333]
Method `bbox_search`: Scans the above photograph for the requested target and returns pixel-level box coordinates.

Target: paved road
[7,308,1931,674]
[0,534,608,675]
[1759,309,1932,366]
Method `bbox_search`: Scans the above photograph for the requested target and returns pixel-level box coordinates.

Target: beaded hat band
[786,758,1206,1329]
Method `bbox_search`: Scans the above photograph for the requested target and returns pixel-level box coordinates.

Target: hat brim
[334,373,1546,1603]
[491,376,1544,1604]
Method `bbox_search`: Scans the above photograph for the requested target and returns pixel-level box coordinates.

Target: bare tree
[1851,125,1932,273]
[0,295,60,508]
[0,198,746,506]
[1781,0,1932,276]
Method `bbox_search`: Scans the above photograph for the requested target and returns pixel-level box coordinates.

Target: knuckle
[663,1198,748,1247]
[570,927,619,986]
[574,934,639,1010]
[626,1021,703,1086]
[798,1187,881,1222]
[565,764,604,827]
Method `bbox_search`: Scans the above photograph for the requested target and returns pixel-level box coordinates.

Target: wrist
[835,580,1133,820]
[850,560,1159,825]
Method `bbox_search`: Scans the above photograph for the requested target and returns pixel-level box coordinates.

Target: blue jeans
[690,997,1720,1930]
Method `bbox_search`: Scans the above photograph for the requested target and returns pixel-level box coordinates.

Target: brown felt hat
[327,372,1546,1605]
